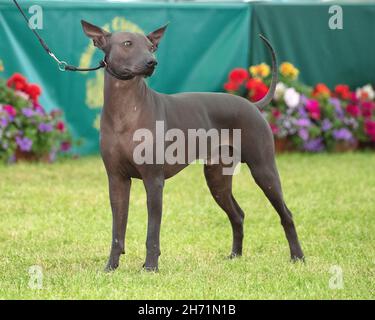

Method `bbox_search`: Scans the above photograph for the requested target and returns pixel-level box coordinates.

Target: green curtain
[0,0,251,154]
[250,3,375,88]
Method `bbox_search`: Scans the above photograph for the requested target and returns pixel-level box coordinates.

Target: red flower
[335,84,351,100]
[24,83,42,103]
[364,120,375,141]
[7,73,27,91]
[346,104,360,118]
[305,99,321,120]
[312,83,331,98]
[56,121,65,132]
[246,78,268,102]
[3,105,17,117]
[224,81,240,92]
[229,68,248,85]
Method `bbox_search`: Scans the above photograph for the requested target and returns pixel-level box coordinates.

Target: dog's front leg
[143,176,164,272]
[104,175,131,272]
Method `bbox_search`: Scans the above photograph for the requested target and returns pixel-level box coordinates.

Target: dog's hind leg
[248,159,304,261]
[204,163,244,258]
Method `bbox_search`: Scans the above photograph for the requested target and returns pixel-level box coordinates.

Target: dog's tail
[254,35,278,109]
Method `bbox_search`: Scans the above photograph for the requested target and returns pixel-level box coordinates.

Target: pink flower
[305,99,320,120]
[269,123,279,134]
[365,120,375,141]
[3,105,17,117]
[272,109,281,119]
[346,104,360,118]
[361,101,374,118]
[56,121,65,132]
[60,141,71,152]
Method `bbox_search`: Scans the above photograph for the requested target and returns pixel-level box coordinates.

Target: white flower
[284,87,300,109]
[274,82,287,101]
[14,90,30,100]
[356,84,375,100]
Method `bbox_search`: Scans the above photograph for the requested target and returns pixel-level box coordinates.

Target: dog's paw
[291,255,305,263]
[142,263,159,273]
[104,263,119,273]
[227,252,242,260]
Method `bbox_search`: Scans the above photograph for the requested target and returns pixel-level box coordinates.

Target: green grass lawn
[0,153,374,299]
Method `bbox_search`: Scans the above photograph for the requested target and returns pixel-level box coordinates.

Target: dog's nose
[146,59,157,68]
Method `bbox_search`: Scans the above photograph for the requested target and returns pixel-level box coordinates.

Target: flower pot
[358,140,375,150]
[333,140,358,152]
[274,137,294,153]
[14,148,51,163]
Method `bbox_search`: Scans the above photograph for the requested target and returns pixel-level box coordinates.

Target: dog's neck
[102,74,151,130]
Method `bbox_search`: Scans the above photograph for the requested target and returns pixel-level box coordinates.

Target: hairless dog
[81,20,304,272]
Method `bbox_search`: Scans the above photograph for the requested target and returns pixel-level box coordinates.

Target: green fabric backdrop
[0,0,251,154]
[250,3,375,88]
[1,1,375,154]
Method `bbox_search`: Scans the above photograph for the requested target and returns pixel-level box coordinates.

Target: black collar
[103,57,135,81]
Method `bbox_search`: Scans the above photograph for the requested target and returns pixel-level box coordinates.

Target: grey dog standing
[81,20,304,272]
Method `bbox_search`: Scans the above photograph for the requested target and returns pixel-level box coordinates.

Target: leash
[12,0,106,72]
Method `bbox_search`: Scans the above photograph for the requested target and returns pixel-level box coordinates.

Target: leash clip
[49,52,67,71]
[58,61,68,72]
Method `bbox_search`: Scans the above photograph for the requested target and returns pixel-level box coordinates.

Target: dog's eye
[150,45,156,52]
[123,41,132,47]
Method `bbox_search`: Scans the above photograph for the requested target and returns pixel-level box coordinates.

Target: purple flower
[322,119,332,132]
[22,108,34,118]
[296,118,311,127]
[303,138,324,152]
[330,98,344,119]
[332,128,353,141]
[16,136,33,152]
[34,108,45,116]
[298,128,309,141]
[298,105,308,118]
[300,95,309,105]
[38,123,53,132]
[0,117,8,128]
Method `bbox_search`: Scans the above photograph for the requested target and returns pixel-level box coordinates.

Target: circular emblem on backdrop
[79,17,144,130]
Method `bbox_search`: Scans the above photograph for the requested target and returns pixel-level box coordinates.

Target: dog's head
[81,20,168,80]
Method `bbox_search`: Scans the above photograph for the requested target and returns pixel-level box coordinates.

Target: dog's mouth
[105,65,135,81]
[105,62,156,80]
[142,67,155,78]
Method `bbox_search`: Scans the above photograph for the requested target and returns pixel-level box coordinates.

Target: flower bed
[0,72,72,163]
[224,62,375,152]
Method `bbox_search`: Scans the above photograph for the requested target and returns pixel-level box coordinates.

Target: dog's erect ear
[147,23,168,49]
[81,20,110,49]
